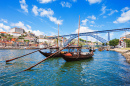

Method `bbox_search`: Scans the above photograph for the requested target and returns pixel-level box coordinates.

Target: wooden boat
[39,24,61,58]
[60,46,94,62]
[39,50,61,57]
[61,52,94,62]
[38,47,62,58]
[60,16,94,62]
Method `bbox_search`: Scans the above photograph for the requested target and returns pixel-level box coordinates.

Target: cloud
[49,31,57,36]
[33,30,44,36]
[75,26,95,33]
[32,5,39,16]
[75,26,99,42]
[37,0,55,4]
[108,10,118,16]
[26,25,31,29]
[11,21,44,36]
[0,23,11,31]
[0,19,8,23]
[113,7,130,23]
[40,8,54,17]
[32,5,63,25]
[11,21,29,31]
[121,31,130,37]
[60,2,72,8]
[81,19,88,25]
[48,16,63,25]
[100,5,106,15]
[19,0,28,13]
[121,7,129,12]
[86,0,102,4]
[87,15,96,20]
[90,25,93,27]
[100,4,118,17]
[0,29,4,32]
[90,21,95,24]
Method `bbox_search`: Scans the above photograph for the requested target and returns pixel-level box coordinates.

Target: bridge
[49,28,130,47]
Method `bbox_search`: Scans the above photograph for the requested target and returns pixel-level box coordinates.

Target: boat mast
[78,15,80,46]
[57,24,59,47]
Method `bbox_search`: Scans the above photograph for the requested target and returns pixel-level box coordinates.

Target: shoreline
[110,48,130,63]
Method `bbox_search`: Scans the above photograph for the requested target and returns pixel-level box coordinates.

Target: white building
[119,34,130,48]
[8,32,21,37]
[38,38,54,45]
[39,35,44,38]
[10,27,25,34]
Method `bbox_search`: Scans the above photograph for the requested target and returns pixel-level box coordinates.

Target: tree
[124,39,130,47]
[109,38,119,47]
[79,38,86,42]
[102,43,105,46]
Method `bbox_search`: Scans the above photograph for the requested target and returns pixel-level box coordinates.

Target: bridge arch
[63,33,107,47]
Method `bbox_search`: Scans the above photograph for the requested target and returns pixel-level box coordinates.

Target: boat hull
[39,50,61,57]
[61,53,94,62]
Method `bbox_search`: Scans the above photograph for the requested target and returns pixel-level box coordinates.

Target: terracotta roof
[0,32,7,34]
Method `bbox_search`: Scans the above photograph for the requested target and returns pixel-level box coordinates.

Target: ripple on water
[0,49,130,85]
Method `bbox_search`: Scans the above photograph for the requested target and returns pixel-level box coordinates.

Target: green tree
[24,40,29,42]
[102,43,105,46]
[79,38,86,42]
[7,37,13,41]
[124,39,130,47]
[109,38,119,47]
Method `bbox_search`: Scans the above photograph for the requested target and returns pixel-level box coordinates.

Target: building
[0,32,8,36]
[8,32,21,37]
[10,27,25,34]
[24,36,37,44]
[119,34,130,48]
[37,38,54,45]
[39,35,44,38]
[27,31,35,37]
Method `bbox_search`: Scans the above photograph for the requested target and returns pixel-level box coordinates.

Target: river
[0,49,130,86]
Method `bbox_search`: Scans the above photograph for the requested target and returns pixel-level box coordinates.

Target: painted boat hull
[61,53,94,62]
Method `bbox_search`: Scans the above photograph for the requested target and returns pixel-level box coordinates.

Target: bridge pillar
[108,32,110,41]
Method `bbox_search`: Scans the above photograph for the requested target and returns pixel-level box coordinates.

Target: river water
[0,49,130,86]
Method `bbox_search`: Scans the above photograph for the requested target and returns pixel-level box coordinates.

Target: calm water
[0,49,130,86]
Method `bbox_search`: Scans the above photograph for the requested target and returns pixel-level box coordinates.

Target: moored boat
[38,47,62,58]
[60,46,94,62]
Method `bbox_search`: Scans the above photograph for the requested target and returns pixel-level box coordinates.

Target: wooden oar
[22,43,74,72]
[6,46,51,63]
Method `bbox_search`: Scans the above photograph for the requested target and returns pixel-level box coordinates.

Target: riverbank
[110,48,130,63]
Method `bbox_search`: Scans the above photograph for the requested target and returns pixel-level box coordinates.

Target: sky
[0,0,130,41]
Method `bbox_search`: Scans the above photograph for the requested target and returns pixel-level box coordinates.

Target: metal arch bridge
[49,28,130,46]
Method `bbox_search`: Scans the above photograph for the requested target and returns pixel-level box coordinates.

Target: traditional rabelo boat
[38,47,62,57]
[60,46,94,61]
[39,24,62,58]
[60,15,94,62]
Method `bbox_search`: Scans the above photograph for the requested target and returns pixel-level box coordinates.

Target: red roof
[0,32,7,34]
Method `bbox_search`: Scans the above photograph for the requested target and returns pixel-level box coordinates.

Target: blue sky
[0,0,130,41]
